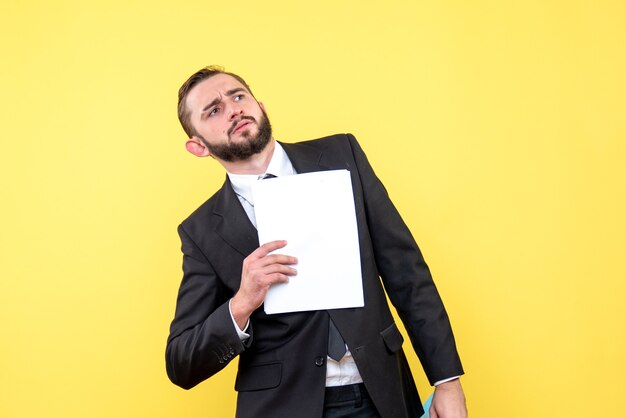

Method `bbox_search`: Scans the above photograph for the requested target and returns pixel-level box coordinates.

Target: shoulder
[281,133,364,161]
[179,180,228,232]
[287,132,359,149]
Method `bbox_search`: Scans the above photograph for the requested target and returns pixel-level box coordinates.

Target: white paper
[252,170,364,314]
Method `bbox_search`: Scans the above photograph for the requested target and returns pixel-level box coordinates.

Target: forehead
[185,73,249,113]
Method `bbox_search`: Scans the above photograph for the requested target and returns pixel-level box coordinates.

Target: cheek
[205,124,226,137]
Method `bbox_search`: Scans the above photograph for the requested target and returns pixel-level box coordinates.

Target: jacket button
[315,356,325,367]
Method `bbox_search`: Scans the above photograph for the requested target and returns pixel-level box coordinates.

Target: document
[252,169,364,314]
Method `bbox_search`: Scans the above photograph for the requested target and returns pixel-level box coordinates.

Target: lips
[232,120,251,134]
[228,116,257,136]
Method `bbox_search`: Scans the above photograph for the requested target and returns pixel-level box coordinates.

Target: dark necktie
[328,315,347,361]
[260,172,346,361]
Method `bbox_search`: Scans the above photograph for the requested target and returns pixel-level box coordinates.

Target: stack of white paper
[252,169,364,314]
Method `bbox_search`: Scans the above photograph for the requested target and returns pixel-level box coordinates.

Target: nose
[228,102,244,121]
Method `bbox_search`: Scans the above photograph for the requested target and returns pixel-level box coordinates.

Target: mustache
[227,116,256,136]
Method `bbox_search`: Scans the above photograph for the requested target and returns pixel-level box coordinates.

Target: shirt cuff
[228,299,251,341]
[433,376,461,386]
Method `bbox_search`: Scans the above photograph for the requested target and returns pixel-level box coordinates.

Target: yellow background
[1,1,625,417]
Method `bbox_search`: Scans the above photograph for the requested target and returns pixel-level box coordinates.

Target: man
[166,66,467,418]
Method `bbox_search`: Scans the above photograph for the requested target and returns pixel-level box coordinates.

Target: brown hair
[177,66,254,138]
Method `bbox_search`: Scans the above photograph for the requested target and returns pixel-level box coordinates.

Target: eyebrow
[201,88,248,113]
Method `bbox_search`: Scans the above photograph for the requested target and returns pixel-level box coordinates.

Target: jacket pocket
[235,361,282,392]
[380,323,404,354]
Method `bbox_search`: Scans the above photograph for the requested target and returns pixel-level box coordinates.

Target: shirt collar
[227,142,296,205]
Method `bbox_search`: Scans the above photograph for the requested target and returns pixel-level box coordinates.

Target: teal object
[420,393,433,418]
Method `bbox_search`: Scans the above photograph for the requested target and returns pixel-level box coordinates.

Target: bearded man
[166,66,467,418]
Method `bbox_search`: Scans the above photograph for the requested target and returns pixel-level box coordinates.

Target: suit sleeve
[346,133,464,384]
[165,224,250,389]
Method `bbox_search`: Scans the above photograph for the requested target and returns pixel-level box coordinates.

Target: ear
[185,136,212,157]
[258,101,266,112]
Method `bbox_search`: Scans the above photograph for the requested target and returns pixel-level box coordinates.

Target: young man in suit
[166,66,467,418]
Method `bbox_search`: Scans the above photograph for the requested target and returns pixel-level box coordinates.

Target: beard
[200,110,272,162]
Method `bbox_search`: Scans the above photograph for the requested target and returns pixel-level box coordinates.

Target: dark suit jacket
[166,134,463,418]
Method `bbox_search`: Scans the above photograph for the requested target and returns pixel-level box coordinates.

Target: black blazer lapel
[280,141,331,174]
[213,177,259,257]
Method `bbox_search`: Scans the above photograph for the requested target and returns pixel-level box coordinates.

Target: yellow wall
[1,1,625,417]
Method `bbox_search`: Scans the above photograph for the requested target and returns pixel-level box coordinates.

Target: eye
[234,94,244,101]
[208,107,219,117]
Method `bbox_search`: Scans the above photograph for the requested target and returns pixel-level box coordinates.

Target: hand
[230,240,297,328]
[430,378,467,418]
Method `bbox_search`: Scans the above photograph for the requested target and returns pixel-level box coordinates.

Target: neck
[219,139,276,175]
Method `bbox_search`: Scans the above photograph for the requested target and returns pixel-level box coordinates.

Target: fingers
[245,240,298,268]
[253,240,289,258]
[258,264,297,283]
[245,258,297,286]
[255,253,298,268]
